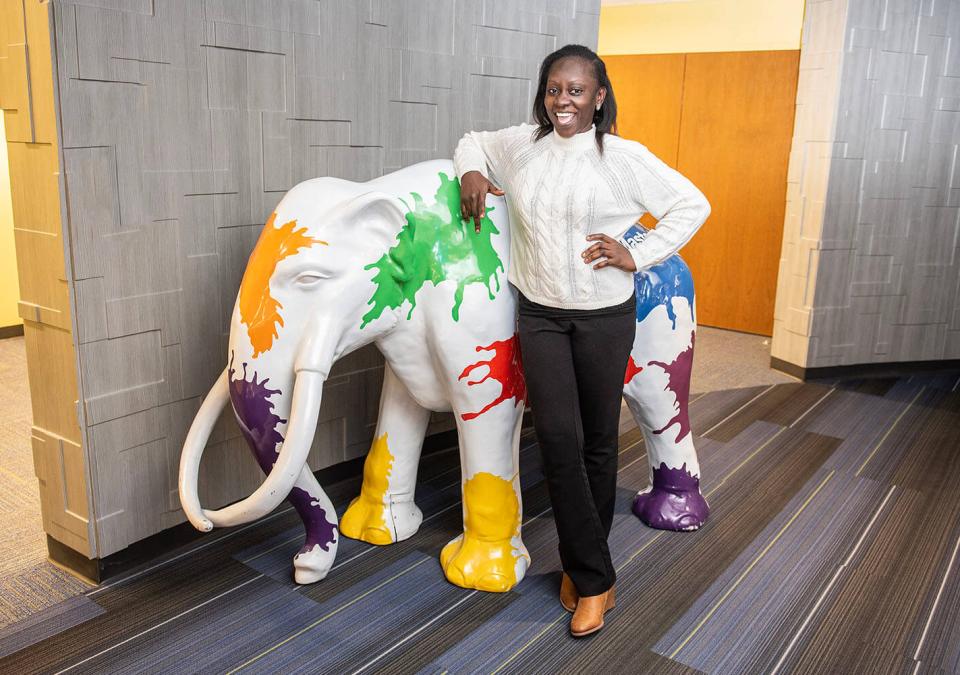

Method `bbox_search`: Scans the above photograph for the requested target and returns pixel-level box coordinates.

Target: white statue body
[179,159,707,592]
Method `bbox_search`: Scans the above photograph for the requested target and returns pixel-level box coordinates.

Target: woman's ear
[596,87,606,111]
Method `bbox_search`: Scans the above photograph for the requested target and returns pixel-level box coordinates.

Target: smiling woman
[454,43,710,638]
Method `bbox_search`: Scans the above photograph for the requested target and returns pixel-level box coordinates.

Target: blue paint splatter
[624,224,696,328]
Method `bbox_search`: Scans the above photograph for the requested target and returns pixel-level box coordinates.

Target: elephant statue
[178,159,708,592]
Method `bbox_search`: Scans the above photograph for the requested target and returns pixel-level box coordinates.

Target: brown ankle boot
[570,586,615,637]
[560,572,578,612]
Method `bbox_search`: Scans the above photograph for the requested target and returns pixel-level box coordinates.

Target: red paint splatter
[648,331,695,443]
[458,335,527,421]
[624,355,644,384]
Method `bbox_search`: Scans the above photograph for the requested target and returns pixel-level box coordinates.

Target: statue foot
[293,542,337,584]
[633,463,710,531]
[340,493,422,545]
[440,533,529,592]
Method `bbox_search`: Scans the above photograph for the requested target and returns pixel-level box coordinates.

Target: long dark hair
[532,44,618,153]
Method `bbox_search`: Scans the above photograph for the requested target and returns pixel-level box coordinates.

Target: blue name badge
[622,224,648,249]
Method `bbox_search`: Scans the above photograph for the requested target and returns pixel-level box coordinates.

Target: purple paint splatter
[291,486,337,554]
[632,462,709,531]
[229,354,337,553]
[648,331,695,443]
[228,355,285,470]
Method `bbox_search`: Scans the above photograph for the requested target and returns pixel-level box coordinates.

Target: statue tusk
[202,369,324,527]
[178,368,230,532]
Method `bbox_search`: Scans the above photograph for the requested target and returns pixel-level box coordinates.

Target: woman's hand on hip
[460,170,504,234]
[582,234,638,272]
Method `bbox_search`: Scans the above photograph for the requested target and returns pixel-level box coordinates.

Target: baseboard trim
[46,536,101,585]
[770,356,960,381]
[46,416,532,584]
[0,324,24,339]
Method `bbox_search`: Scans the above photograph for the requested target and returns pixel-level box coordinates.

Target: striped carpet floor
[0,372,958,674]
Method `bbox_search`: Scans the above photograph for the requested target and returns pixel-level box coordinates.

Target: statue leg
[340,363,431,545]
[236,432,338,583]
[440,398,528,593]
[623,327,709,531]
[289,467,340,583]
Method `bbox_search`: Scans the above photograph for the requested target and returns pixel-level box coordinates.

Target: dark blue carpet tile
[236,526,373,585]
[912,521,960,673]
[0,595,104,659]
[234,552,467,674]
[488,428,843,673]
[703,383,832,443]
[652,469,890,673]
[418,572,570,674]
[55,575,322,673]
[882,377,929,404]
[0,559,263,673]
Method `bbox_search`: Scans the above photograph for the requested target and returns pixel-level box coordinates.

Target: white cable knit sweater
[454,123,711,310]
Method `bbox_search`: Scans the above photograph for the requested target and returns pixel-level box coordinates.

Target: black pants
[517,290,636,596]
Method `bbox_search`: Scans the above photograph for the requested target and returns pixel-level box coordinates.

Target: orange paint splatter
[624,355,644,384]
[458,335,527,421]
[239,213,326,356]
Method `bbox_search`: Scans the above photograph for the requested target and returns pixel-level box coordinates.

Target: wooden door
[604,50,800,335]
[676,51,799,335]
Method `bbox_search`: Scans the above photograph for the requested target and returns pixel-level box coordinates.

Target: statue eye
[294,271,327,286]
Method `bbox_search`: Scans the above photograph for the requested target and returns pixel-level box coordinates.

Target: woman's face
[544,57,606,138]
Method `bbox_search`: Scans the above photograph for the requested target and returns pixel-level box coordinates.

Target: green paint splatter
[361,172,504,328]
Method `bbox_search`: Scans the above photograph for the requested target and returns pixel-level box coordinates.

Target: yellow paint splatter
[340,433,395,545]
[239,212,327,356]
[441,472,523,592]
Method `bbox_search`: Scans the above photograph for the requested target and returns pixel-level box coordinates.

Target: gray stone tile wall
[53,0,600,557]
[773,0,960,369]
[810,0,960,366]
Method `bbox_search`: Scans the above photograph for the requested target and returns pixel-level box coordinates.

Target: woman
[455,44,710,637]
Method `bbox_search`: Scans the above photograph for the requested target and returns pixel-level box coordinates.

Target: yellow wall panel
[23,0,57,143]
[599,0,805,56]
[0,115,19,328]
[7,141,70,329]
[2,0,92,556]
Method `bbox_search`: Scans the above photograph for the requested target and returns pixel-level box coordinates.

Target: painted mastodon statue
[178,160,708,592]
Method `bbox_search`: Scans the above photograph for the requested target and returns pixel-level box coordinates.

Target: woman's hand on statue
[582,234,638,272]
[460,170,505,234]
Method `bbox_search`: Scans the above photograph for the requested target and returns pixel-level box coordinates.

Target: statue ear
[333,191,408,256]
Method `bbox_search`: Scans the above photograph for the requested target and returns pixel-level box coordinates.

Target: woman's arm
[613,143,711,272]
[454,125,529,233]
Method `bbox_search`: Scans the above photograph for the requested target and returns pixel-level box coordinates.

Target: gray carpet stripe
[769,485,899,675]
[652,471,890,673]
